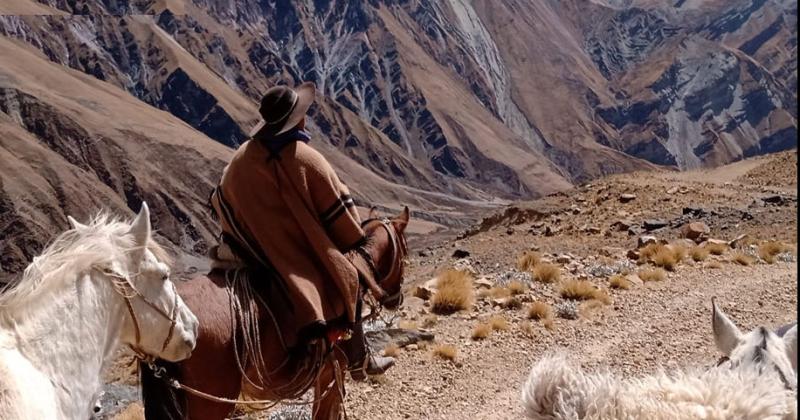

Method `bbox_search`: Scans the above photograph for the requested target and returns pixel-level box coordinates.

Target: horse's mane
[0,212,170,314]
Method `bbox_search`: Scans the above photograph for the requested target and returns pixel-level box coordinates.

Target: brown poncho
[210,138,368,347]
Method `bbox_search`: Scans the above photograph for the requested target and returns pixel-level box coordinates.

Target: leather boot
[340,322,395,381]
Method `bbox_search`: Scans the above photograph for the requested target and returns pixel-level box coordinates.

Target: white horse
[521,298,797,420]
[0,203,199,419]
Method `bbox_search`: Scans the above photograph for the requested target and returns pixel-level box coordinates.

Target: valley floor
[107,151,798,420]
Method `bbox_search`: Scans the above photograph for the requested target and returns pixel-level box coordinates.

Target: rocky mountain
[0,0,795,281]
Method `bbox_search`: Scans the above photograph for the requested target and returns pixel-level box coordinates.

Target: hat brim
[249,82,316,139]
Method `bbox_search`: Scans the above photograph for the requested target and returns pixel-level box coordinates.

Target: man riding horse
[209,81,396,381]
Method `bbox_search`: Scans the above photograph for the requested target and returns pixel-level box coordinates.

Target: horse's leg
[174,276,243,420]
[312,347,349,420]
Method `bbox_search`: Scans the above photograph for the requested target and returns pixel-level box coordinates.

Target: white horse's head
[72,203,199,362]
[712,297,797,390]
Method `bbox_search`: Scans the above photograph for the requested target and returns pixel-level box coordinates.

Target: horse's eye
[161,273,170,281]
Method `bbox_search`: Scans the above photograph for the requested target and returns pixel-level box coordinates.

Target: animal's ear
[783,324,797,371]
[67,215,88,230]
[127,202,151,262]
[367,206,378,220]
[392,206,410,234]
[712,297,742,356]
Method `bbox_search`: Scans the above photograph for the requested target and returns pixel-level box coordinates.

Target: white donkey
[522,298,797,420]
[0,203,198,419]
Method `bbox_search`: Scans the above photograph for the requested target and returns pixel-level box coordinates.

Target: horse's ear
[67,215,88,230]
[367,206,378,220]
[128,202,151,262]
[712,297,742,356]
[392,206,410,234]
[783,324,797,371]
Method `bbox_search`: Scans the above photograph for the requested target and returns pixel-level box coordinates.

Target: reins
[97,267,179,364]
[139,217,407,412]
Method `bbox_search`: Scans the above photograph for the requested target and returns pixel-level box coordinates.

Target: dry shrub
[533,263,561,283]
[560,279,600,301]
[579,300,606,318]
[432,344,457,361]
[471,323,492,340]
[671,243,688,263]
[520,321,535,338]
[502,296,523,310]
[690,246,709,262]
[651,246,679,271]
[759,241,787,264]
[527,301,553,320]
[732,252,755,266]
[609,274,631,290]
[638,267,666,282]
[508,280,527,295]
[517,251,542,271]
[421,315,438,328]
[705,242,728,256]
[638,243,661,262]
[706,260,723,269]
[383,343,400,357]
[488,286,512,299]
[432,269,474,314]
[489,315,509,331]
[398,320,418,330]
[592,288,612,305]
[543,318,555,331]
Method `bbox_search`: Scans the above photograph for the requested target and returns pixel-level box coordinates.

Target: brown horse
[140,208,409,420]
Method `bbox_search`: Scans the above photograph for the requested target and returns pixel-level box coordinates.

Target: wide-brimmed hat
[249,82,315,140]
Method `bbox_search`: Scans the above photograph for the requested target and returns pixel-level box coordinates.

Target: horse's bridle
[95,267,179,362]
[357,217,407,307]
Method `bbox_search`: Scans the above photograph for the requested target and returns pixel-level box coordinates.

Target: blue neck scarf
[260,128,311,156]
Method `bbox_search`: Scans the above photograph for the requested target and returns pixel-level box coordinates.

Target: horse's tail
[140,360,185,420]
[520,354,582,420]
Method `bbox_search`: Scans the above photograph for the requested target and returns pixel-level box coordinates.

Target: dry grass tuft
[517,251,542,271]
[638,267,666,282]
[671,243,688,263]
[471,323,492,340]
[543,318,555,331]
[432,269,474,314]
[533,263,561,283]
[508,280,527,295]
[651,246,679,271]
[704,242,728,256]
[638,243,661,262]
[560,279,601,301]
[706,260,723,269]
[731,252,755,266]
[690,246,709,262]
[520,321,535,338]
[432,344,457,361]
[609,274,631,290]
[527,301,553,320]
[502,296,523,310]
[592,288,612,305]
[759,241,787,264]
[489,315,510,331]
[421,315,438,328]
[383,343,400,357]
[488,286,511,299]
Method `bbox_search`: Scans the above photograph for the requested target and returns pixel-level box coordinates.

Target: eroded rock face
[0,0,795,280]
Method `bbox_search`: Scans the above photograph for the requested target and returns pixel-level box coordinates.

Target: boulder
[625,274,644,286]
[619,193,637,203]
[643,219,668,231]
[611,219,634,231]
[681,222,710,243]
[637,235,658,248]
[413,285,434,300]
[474,277,494,289]
[452,249,470,258]
[366,328,435,353]
[729,234,750,249]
